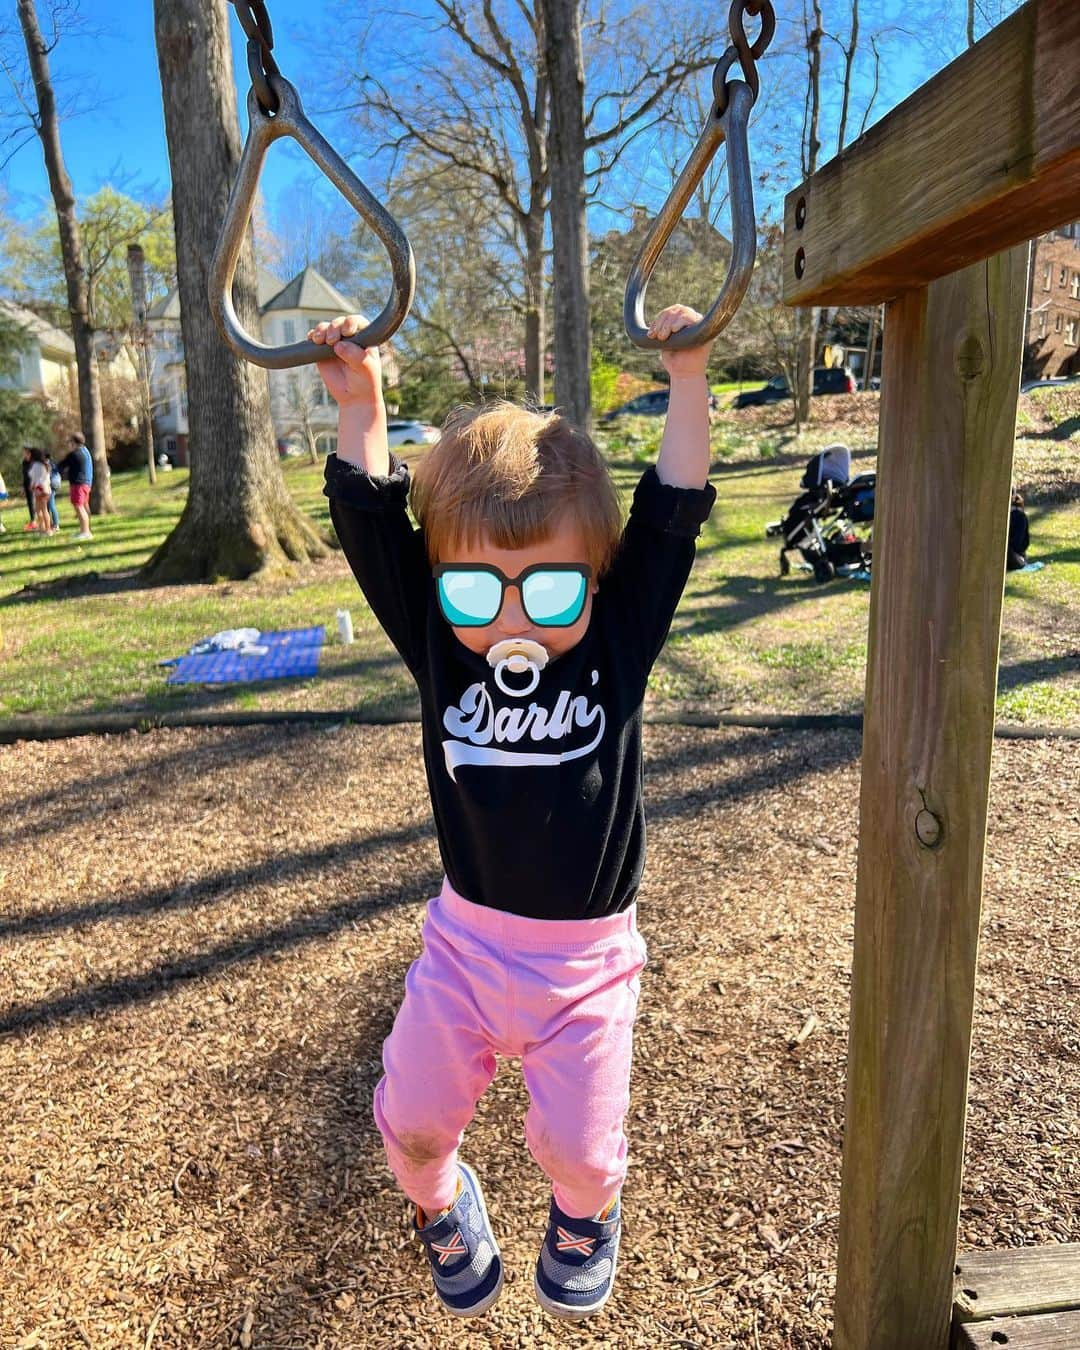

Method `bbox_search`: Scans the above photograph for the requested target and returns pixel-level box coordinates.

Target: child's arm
[312,314,431,678]
[648,304,712,490]
[309,314,390,477]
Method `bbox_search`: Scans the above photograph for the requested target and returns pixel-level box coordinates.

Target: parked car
[733,367,857,408]
[601,389,670,421]
[600,389,721,422]
[387,418,440,447]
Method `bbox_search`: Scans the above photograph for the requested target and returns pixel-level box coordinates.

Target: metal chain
[230,0,282,115]
[714,0,776,117]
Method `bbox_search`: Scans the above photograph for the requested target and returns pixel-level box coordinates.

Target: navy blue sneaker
[414,1163,503,1317]
[534,1194,621,1319]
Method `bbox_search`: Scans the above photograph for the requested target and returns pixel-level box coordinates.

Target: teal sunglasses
[434,563,592,628]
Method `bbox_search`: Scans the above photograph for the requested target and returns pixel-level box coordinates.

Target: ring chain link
[714,0,776,119]
[231,0,281,115]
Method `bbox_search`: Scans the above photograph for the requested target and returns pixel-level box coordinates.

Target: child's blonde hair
[410,402,623,575]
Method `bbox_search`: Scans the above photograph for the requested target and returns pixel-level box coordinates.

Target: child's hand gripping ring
[486,638,549,698]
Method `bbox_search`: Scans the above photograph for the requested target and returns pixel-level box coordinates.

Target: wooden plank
[955,1245,1080,1322]
[954,1310,1080,1349]
[831,244,1030,1350]
[782,0,1080,306]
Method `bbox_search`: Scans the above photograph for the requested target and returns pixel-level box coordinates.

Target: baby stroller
[765,444,875,583]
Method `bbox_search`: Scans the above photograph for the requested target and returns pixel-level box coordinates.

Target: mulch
[0,723,1077,1349]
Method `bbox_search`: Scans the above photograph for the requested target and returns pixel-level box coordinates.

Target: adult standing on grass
[55,432,93,540]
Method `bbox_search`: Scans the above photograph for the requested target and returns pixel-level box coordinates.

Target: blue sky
[2,1,1015,246]
[2,0,327,226]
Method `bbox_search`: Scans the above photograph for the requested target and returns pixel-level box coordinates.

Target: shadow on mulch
[646,726,861,823]
[0,723,324,847]
[0,854,439,1039]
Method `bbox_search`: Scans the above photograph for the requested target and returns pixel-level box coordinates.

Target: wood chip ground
[1,724,1076,1348]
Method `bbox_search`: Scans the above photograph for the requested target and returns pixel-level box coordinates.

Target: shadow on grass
[0,544,163,586]
[1029,416,1080,442]
[997,652,1080,693]
[671,570,860,641]
[0,565,151,606]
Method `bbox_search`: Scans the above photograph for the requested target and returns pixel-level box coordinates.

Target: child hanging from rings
[314,304,715,1321]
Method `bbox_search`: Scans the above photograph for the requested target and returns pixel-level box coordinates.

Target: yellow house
[0,300,77,407]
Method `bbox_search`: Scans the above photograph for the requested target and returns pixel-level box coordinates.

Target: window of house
[1037,312,1047,337]
[283,319,297,344]
[1072,272,1080,300]
[1043,263,1052,290]
[1060,267,1068,286]
[1066,319,1079,347]
[1055,313,1063,332]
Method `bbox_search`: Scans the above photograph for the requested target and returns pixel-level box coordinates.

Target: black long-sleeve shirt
[324,453,715,921]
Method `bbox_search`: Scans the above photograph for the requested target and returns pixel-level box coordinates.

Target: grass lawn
[1,392,1077,728]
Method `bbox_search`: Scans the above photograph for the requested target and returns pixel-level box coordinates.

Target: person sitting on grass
[27,448,55,536]
[55,431,94,540]
[313,303,715,1322]
[1006,490,1030,572]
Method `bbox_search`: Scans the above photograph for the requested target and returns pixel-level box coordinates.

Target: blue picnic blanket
[165,626,325,685]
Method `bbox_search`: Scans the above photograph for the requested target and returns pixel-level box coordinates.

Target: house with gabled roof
[145,264,399,465]
[0,299,77,408]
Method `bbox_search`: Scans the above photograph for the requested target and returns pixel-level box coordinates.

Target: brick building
[1025,223,1080,381]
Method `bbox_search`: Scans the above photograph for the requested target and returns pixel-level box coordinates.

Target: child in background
[27,449,55,536]
[1007,491,1030,571]
[315,304,715,1321]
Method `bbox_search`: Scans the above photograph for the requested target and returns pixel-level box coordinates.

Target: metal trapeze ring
[622,77,756,351]
[209,75,415,369]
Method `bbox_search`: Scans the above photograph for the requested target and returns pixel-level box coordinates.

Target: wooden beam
[955,1244,1080,1322]
[831,244,1030,1350]
[954,1310,1080,1349]
[782,0,1080,306]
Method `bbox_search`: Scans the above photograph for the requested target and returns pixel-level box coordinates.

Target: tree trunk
[148,0,330,581]
[542,0,591,430]
[524,213,546,406]
[17,0,113,513]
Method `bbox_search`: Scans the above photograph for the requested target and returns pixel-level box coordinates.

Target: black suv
[601,389,670,421]
[733,367,856,408]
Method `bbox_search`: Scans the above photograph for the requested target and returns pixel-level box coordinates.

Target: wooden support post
[832,244,1029,1350]
[782,0,1080,306]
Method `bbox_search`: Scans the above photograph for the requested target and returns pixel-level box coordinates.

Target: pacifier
[486,638,549,698]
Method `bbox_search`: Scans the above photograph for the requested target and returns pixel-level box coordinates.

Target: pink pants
[373,879,647,1220]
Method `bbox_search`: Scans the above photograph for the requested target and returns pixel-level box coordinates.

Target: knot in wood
[954,333,985,382]
[915,808,943,849]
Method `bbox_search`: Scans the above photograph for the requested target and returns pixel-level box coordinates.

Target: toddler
[315,305,715,1320]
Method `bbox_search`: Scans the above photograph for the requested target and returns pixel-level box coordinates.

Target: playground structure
[206,0,1080,1343]
[781,1,1080,1345]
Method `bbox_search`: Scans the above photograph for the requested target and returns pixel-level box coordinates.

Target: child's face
[439,519,598,661]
